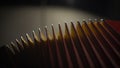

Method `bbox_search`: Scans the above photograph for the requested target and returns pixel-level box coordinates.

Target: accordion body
[0,20,120,68]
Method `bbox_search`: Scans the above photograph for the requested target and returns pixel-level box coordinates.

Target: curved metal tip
[26,33,29,37]
[6,44,15,54]
[32,30,35,33]
[94,19,97,21]
[100,19,104,22]
[38,28,41,32]
[88,18,92,21]
[45,26,48,29]
[10,41,15,46]
[83,19,86,22]
[51,24,54,26]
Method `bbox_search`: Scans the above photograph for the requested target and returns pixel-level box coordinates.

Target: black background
[0,0,120,20]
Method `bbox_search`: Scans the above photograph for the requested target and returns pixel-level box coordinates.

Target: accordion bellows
[0,20,120,68]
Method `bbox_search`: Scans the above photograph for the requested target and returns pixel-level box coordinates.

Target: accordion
[0,20,120,68]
